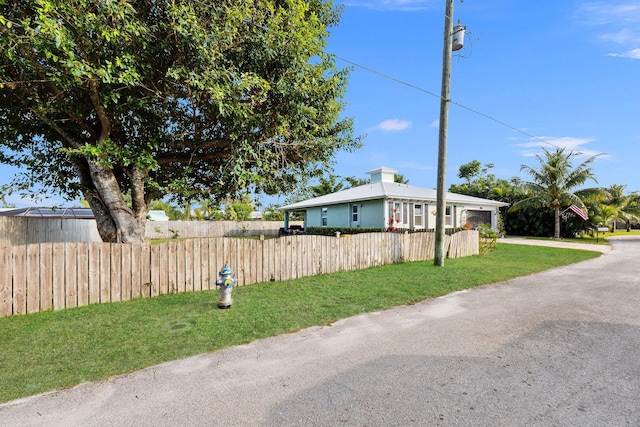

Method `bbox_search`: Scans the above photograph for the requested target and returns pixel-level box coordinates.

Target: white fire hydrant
[216,264,237,309]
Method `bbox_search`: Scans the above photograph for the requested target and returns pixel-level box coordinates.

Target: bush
[304,227,469,236]
[305,227,385,236]
[478,223,497,254]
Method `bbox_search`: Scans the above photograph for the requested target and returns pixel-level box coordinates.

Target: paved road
[2,236,639,426]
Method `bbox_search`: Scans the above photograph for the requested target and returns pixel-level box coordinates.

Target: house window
[414,204,423,227]
[445,206,452,226]
[394,202,401,223]
[403,203,409,226]
[321,207,328,226]
[352,205,358,222]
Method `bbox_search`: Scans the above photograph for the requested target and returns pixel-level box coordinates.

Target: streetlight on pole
[434,0,456,266]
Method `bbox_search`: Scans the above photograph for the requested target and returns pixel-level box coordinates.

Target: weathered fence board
[77,242,90,307]
[26,244,40,314]
[0,247,12,316]
[0,231,478,317]
[12,245,27,315]
[40,243,54,312]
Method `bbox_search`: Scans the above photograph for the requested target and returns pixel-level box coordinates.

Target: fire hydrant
[215,264,237,309]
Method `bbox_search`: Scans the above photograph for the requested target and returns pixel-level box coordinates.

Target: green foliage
[477,223,497,254]
[313,174,346,196]
[263,204,285,221]
[450,157,640,239]
[305,226,386,235]
[0,0,359,241]
[286,173,347,204]
[225,202,252,221]
[457,160,482,184]
[223,194,255,221]
[509,147,602,239]
[600,184,640,231]
[0,195,15,208]
[192,199,222,221]
[393,173,409,184]
[344,176,369,187]
[449,161,522,204]
[305,226,469,236]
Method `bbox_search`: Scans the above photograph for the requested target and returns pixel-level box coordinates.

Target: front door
[351,204,360,227]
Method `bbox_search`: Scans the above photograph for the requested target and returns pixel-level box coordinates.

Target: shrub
[478,223,497,254]
[305,227,385,236]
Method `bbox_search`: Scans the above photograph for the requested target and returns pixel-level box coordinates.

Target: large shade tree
[0,0,359,243]
[449,160,523,204]
[509,147,601,239]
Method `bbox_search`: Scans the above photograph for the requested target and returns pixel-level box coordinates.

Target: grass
[513,235,610,245]
[510,229,640,245]
[0,243,601,403]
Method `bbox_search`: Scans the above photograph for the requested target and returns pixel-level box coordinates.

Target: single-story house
[280,166,509,232]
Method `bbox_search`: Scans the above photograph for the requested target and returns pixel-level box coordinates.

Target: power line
[334,54,560,149]
[335,55,442,99]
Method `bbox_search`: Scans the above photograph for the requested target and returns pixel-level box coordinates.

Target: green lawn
[0,243,601,403]
[510,229,640,245]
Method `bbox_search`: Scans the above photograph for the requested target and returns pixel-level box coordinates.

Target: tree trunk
[85,161,147,244]
[554,206,561,239]
[76,161,117,242]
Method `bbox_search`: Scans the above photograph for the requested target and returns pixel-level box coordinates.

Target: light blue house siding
[304,206,322,228]
[353,200,384,228]
[305,205,348,228]
[305,201,383,228]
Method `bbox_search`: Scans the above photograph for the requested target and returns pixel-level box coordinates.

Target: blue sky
[2,0,639,207]
[322,0,640,194]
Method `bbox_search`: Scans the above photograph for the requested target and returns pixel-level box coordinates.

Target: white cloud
[516,136,606,159]
[576,2,640,59]
[343,0,438,11]
[429,119,439,128]
[607,47,640,58]
[375,118,412,131]
[577,2,640,25]
[598,28,640,44]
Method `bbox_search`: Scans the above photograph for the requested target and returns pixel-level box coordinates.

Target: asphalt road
[1,236,639,426]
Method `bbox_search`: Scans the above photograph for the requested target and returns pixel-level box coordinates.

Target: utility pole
[434,0,455,267]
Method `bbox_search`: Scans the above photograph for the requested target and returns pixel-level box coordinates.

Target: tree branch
[155,151,231,166]
[88,79,111,142]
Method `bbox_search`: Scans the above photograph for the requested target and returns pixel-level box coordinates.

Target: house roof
[0,207,95,218]
[0,207,172,221]
[280,181,510,211]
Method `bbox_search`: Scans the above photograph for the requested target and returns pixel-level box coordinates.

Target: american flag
[569,204,589,220]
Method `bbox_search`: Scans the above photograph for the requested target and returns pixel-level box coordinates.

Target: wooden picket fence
[0,230,478,317]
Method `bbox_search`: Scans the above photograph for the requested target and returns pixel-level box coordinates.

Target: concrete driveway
[1,236,639,426]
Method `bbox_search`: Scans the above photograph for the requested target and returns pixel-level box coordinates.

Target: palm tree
[393,173,410,184]
[509,147,602,239]
[602,184,640,231]
[593,204,617,232]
